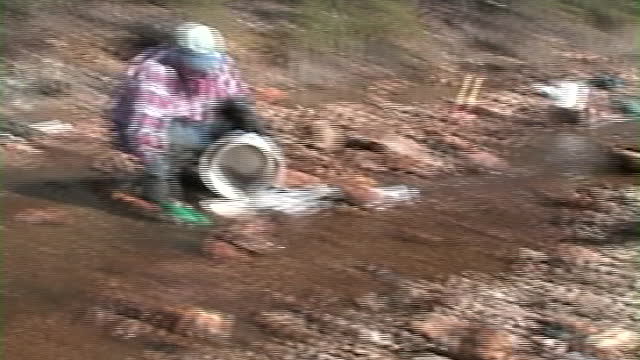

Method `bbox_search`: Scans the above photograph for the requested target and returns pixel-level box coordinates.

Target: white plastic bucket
[198,131,285,200]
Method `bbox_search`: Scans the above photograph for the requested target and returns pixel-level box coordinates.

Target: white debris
[369,185,421,209]
[533,81,590,110]
[0,133,26,144]
[201,184,420,217]
[201,185,341,217]
[29,120,75,134]
[199,199,254,218]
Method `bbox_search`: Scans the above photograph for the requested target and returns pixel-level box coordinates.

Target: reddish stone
[311,119,343,151]
[255,87,287,104]
[465,150,509,170]
[201,241,250,261]
[414,315,517,360]
[412,314,469,353]
[339,184,385,206]
[581,328,639,360]
[551,314,599,337]
[215,217,280,254]
[442,134,474,150]
[329,176,383,206]
[280,169,323,188]
[173,307,233,339]
[555,244,608,266]
[459,327,517,360]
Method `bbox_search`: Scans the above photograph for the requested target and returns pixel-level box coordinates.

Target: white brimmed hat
[175,22,226,54]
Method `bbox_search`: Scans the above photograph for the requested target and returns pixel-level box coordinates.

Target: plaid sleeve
[220,56,251,97]
[126,62,173,164]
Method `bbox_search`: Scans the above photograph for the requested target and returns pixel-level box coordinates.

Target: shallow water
[4,124,636,359]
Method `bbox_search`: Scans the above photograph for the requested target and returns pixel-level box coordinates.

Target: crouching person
[111,22,266,225]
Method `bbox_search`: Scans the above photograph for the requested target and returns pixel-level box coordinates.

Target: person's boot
[159,201,213,226]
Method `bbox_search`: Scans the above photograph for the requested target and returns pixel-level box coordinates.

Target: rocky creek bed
[3,2,639,359]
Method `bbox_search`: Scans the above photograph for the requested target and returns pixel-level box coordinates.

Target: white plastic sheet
[533,81,590,110]
[201,184,421,217]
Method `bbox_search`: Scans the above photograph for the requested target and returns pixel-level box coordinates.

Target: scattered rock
[13,208,71,225]
[441,134,474,151]
[311,119,343,151]
[550,315,599,337]
[414,315,516,360]
[411,314,469,345]
[215,218,281,254]
[464,150,509,170]
[255,87,287,104]
[459,327,517,360]
[330,176,384,206]
[380,135,427,159]
[109,317,157,340]
[346,134,429,161]
[173,307,233,339]
[280,169,323,187]
[338,183,385,207]
[201,240,250,262]
[254,311,315,339]
[582,328,639,359]
[517,248,549,263]
[354,293,388,312]
[554,244,609,267]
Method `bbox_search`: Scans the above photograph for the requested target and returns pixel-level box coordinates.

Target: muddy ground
[3,1,639,360]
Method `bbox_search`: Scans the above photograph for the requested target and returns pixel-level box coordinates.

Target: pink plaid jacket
[112,45,250,164]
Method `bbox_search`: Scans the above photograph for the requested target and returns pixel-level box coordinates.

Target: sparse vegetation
[293,0,424,55]
[529,0,638,31]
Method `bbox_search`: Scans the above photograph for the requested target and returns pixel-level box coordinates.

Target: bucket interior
[216,144,274,195]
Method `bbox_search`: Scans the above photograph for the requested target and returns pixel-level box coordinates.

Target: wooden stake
[467,77,485,107]
[456,74,473,106]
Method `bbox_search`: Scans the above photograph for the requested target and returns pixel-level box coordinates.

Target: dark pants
[140,98,266,204]
[141,118,231,203]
